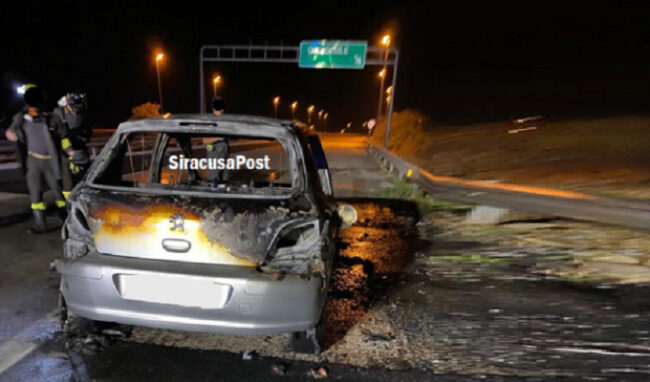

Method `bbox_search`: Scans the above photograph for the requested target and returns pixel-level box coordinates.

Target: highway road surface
[0,132,649,381]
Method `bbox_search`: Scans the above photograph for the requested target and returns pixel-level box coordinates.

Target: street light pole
[273,96,280,118]
[383,49,399,149]
[213,75,221,98]
[318,109,324,130]
[155,53,164,113]
[291,101,298,120]
[307,105,315,126]
[376,35,390,121]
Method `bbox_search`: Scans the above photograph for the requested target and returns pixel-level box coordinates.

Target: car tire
[290,320,324,354]
[59,293,126,337]
[59,293,100,336]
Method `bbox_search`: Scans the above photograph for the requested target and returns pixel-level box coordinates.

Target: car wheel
[59,293,100,336]
[59,293,127,337]
[290,320,324,354]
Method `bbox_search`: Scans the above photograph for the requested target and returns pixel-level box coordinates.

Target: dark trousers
[60,154,73,193]
[26,155,65,205]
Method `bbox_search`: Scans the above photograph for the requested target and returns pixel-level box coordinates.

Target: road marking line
[0,310,59,375]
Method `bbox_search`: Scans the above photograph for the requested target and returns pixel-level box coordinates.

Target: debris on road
[307,366,328,379]
[242,350,258,360]
[47,351,68,360]
[101,328,128,338]
[271,362,289,376]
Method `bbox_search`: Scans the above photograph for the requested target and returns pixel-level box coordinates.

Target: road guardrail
[366,141,650,231]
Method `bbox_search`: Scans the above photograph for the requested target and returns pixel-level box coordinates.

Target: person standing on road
[211,97,225,116]
[53,92,90,198]
[4,85,70,234]
[207,98,229,182]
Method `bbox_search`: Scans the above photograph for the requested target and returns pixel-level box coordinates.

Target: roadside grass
[376,176,471,215]
[463,227,514,237]
[427,254,510,264]
[371,110,650,199]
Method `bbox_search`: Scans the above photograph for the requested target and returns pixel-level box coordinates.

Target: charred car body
[57,114,355,353]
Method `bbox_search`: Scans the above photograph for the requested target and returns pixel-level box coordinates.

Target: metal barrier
[366,142,419,181]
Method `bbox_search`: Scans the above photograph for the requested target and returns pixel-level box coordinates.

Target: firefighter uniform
[7,109,70,233]
[53,96,90,199]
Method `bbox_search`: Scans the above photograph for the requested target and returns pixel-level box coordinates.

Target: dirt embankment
[371,110,650,199]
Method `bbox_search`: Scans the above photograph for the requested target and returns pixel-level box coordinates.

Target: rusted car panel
[57,114,341,337]
[75,190,322,269]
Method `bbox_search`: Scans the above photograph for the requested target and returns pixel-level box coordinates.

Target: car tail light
[262,220,328,276]
[275,221,318,249]
[62,206,94,260]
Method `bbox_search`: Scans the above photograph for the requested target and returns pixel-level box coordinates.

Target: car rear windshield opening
[92,132,294,193]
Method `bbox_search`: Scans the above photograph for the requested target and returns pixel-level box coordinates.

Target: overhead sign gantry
[199,40,399,148]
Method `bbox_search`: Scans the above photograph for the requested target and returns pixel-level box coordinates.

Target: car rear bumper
[59,252,324,335]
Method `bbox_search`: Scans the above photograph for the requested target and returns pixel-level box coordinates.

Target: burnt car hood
[72,187,322,272]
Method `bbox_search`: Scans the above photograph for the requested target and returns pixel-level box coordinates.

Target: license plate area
[116,273,233,309]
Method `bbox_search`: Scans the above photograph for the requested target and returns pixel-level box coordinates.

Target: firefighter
[53,93,90,198]
[4,85,70,234]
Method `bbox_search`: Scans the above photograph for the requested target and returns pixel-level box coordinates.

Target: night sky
[3,1,650,131]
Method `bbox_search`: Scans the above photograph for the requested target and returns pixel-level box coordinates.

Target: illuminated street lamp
[318,109,324,129]
[291,101,298,120]
[307,105,315,124]
[155,52,165,113]
[323,112,328,130]
[273,96,280,118]
[386,85,393,95]
[212,75,221,98]
[376,34,391,121]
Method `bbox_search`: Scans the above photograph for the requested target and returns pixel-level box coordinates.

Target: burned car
[57,114,356,353]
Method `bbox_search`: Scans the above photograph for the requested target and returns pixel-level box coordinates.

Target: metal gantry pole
[384,49,399,149]
[199,47,205,114]
[198,44,399,143]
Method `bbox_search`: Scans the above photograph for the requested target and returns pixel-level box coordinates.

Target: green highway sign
[299,40,367,69]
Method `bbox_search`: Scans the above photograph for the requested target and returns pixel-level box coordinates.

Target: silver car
[57,114,356,353]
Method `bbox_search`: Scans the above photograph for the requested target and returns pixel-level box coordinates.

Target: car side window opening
[306,135,333,196]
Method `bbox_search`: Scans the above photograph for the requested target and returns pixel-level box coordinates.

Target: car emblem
[169,214,185,232]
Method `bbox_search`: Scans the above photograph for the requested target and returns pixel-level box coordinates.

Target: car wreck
[57,114,356,353]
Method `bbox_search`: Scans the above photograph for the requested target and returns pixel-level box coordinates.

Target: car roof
[115,113,308,137]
